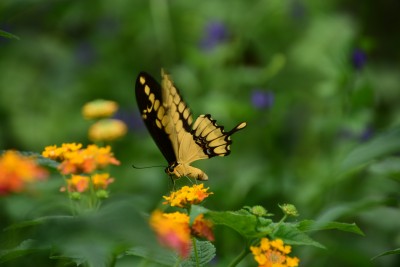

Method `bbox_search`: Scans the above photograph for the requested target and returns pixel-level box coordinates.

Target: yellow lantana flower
[250,238,299,267]
[82,99,118,119]
[91,173,114,189]
[163,184,213,208]
[42,143,82,160]
[88,119,127,142]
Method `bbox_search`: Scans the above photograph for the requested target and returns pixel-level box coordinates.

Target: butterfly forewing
[135,72,177,164]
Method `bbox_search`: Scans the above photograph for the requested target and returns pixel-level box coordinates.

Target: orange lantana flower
[65,175,90,193]
[0,151,48,195]
[43,143,120,175]
[150,210,191,258]
[191,214,214,241]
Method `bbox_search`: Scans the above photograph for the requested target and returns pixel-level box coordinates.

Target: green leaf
[4,215,74,230]
[182,239,216,267]
[272,223,325,249]
[296,220,364,236]
[126,246,177,266]
[368,157,400,179]
[0,150,59,169]
[340,126,400,174]
[49,255,85,266]
[371,248,400,260]
[0,240,49,263]
[315,198,387,222]
[206,210,273,238]
[190,205,210,224]
[0,29,20,40]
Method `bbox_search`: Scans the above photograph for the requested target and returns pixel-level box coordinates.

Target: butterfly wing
[135,71,177,164]
[135,70,194,165]
[178,114,247,164]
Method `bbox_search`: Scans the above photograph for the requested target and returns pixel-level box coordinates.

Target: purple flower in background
[251,89,274,109]
[351,48,367,70]
[359,126,374,142]
[113,109,145,132]
[338,125,374,142]
[199,21,228,50]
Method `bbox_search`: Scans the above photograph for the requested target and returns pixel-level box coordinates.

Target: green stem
[63,175,76,216]
[273,214,288,235]
[192,237,200,267]
[228,246,249,267]
[108,254,117,267]
[88,174,100,211]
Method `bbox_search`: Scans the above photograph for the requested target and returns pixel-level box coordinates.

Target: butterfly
[135,69,246,180]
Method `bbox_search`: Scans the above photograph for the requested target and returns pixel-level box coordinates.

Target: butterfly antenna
[132,164,165,169]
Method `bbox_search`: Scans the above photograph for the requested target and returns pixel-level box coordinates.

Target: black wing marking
[135,71,177,164]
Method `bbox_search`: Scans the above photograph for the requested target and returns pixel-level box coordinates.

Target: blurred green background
[1,0,400,266]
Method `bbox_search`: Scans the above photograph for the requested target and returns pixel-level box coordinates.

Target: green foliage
[206,209,273,239]
[1,0,400,266]
[372,248,400,261]
[0,29,19,40]
[340,126,400,175]
[182,240,216,267]
[0,240,47,264]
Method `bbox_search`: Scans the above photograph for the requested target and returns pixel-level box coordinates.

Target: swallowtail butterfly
[135,69,246,180]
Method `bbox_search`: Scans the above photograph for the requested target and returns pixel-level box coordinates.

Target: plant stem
[192,237,200,267]
[273,214,288,235]
[228,246,249,267]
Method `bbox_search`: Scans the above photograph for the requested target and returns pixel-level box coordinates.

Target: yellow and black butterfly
[135,69,246,180]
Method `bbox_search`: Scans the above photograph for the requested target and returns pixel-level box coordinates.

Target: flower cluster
[61,173,114,193]
[150,184,214,258]
[43,143,120,175]
[163,184,213,208]
[250,238,299,267]
[42,142,82,161]
[82,99,127,142]
[42,143,117,200]
[0,151,48,195]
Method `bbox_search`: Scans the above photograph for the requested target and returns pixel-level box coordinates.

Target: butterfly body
[135,69,246,180]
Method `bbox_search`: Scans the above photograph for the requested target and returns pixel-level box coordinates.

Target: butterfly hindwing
[191,114,247,158]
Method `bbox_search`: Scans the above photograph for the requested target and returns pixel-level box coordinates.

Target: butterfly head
[165,162,209,181]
